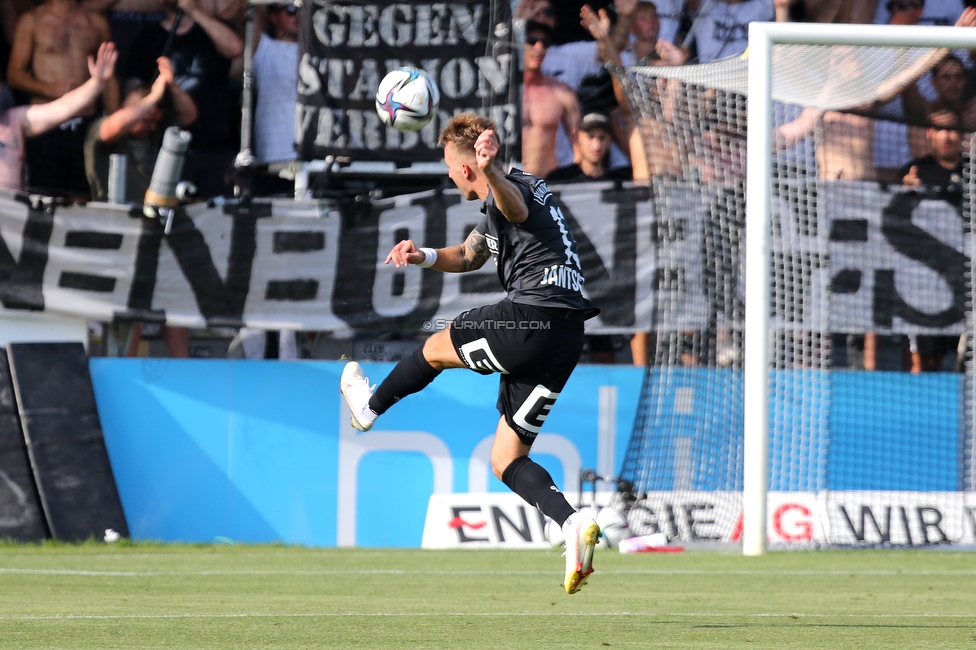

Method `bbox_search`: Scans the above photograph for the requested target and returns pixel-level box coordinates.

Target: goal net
[612,24,976,550]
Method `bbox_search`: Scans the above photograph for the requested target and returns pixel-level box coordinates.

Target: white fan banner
[0,181,964,334]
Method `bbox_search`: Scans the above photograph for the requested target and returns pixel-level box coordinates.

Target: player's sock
[369,346,441,415]
[501,456,576,526]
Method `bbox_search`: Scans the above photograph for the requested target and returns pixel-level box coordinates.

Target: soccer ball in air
[375,67,440,132]
[544,517,565,548]
[547,506,610,549]
[595,506,632,550]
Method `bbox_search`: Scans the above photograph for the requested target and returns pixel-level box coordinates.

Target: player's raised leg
[340,327,465,431]
[561,509,601,594]
[491,415,599,594]
[339,361,377,431]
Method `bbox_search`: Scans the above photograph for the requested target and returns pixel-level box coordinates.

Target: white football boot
[562,511,600,594]
[340,361,378,432]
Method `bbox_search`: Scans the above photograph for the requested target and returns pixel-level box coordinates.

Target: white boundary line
[1,612,974,621]
[2,567,975,577]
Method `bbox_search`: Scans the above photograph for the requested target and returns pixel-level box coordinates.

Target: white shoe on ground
[340,361,378,431]
[562,511,600,594]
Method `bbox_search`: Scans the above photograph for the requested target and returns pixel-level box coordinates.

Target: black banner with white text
[0,181,968,335]
[295,0,519,163]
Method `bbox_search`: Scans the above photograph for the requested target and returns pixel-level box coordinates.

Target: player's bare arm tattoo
[456,229,491,272]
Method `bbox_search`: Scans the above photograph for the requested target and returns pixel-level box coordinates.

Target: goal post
[743,21,773,558]
[744,22,976,556]
[612,21,976,554]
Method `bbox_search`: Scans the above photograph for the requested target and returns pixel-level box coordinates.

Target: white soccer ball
[595,506,632,550]
[375,67,440,132]
[576,506,610,549]
[544,517,565,548]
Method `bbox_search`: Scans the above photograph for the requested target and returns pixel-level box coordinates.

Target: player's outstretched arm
[385,239,425,268]
[385,228,491,273]
[450,229,492,272]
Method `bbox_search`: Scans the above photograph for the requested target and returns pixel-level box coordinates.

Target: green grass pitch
[0,541,974,649]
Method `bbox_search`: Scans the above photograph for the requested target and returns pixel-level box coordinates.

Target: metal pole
[239,0,256,161]
[294,161,309,200]
[753,21,976,48]
[162,10,185,58]
[743,22,773,557]
[107,154,127,204]
[681,0,715,51]
[233,0,258,198]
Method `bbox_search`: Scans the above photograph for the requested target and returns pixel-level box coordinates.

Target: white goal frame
[744,22,976,556]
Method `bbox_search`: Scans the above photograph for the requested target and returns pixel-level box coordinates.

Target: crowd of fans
[523,0,972,186]
[0,0,298,201]
[0,0,295,359]
[0,0,970,366]
[520,0,975,370]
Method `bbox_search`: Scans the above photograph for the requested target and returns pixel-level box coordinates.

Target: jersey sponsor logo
[531,179,553,206]
[513,384,560,435]
[458,338,508,374]
[540,264,585,291]
[485,232,499,255]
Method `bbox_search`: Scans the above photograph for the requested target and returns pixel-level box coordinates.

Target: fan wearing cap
[546,112,633,183]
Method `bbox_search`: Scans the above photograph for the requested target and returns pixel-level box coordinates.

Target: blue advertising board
[89,360,644,547]
[89,360,962,547]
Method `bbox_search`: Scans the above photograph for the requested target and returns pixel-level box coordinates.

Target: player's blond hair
[438,113,497,153]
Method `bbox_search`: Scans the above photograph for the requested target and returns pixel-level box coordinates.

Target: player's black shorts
[449,299,585,445]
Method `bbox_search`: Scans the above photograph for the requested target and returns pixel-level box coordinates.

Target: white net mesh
[614,44,976,548]
[641,45,947,110]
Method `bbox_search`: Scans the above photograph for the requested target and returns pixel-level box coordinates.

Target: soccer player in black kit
[340,112,601,594]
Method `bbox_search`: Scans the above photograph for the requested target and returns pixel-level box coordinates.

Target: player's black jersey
[475,169,597,314]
